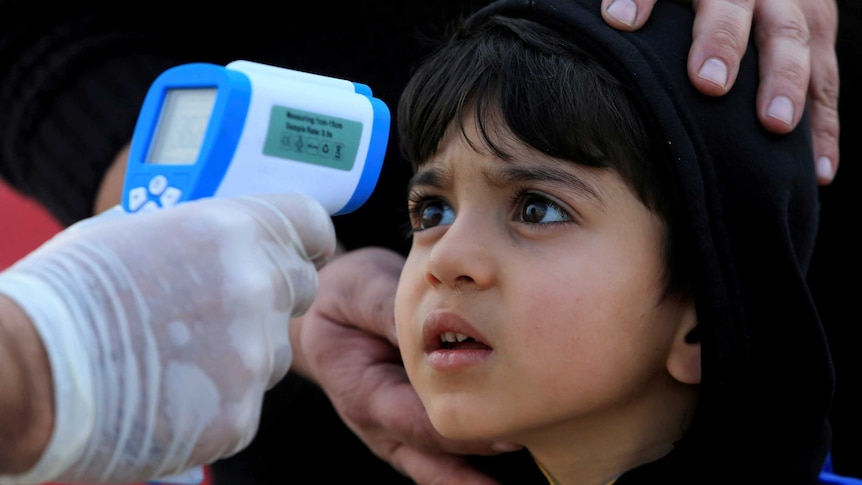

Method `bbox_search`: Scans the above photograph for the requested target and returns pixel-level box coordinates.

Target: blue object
[123,60,390,216]
[820,453,862,484]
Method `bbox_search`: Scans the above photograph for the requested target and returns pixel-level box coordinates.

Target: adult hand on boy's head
[601,0,840,185]
[289,247,515,485]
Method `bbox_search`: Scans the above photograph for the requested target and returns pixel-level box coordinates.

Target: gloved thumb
[222,192,337,270]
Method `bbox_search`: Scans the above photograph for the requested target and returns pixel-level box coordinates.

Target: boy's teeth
[441,332,470,343]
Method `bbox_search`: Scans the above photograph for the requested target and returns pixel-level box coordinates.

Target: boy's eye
[519,194,570,224]
[414,198,456,230]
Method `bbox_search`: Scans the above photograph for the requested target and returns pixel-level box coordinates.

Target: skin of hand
[289,247,516,485]
[0,295,53,473]
[601,0,841,185]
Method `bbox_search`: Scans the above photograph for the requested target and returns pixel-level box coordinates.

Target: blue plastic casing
[122,60,390,216]
[123,63,251,212]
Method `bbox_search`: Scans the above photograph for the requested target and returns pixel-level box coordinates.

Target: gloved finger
[219,192,337,270]
[183,193,335,387]
[223,193,336,322]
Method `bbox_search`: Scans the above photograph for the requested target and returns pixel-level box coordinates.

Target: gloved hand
[0,193,335,484]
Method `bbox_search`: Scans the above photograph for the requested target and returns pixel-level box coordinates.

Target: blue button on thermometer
[123,60,390,215]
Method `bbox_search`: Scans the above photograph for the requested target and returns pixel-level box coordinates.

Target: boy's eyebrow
[497,165,602,202]
[407,167,448,191]
[408,162,602,203]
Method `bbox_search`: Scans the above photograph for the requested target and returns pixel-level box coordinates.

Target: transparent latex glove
[0,193,335,484]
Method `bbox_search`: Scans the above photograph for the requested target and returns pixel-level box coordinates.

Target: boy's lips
[422,310,491,352]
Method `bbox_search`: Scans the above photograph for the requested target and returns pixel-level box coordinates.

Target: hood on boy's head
[469,0,834,482]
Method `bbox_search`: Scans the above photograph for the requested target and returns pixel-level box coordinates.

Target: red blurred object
[44,465,214,485]
[0,179,61,270]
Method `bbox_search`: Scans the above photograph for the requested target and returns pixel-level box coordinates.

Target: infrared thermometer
[122,60,390,215]
[125,60,389,485]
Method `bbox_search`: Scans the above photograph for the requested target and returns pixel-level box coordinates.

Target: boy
[394,0,835,483]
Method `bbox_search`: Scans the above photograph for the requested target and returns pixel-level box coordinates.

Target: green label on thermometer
[263,105,363,171]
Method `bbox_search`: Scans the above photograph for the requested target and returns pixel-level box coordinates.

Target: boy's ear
[666,299,700,385]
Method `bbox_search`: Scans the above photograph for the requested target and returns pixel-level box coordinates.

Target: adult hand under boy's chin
[601,0,840,185]
[289,247,519,485]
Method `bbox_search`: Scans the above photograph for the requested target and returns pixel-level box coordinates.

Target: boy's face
[395,115,698,450]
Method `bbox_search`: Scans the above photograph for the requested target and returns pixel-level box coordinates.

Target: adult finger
[686,0,755,97]
[750,0,810,136]
[791,0,840,184]
[601,0,659,30]
[390,447,503,485]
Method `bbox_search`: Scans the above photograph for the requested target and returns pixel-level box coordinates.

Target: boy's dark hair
[397,14,689,296]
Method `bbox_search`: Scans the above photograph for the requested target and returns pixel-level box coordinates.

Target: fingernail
[816,156,834,182]
[697,58,728,89]
[491,442,524,453]
[607,0,638,27]
[766,96,794,126]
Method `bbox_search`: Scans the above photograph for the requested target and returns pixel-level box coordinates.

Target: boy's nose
[424,216,496,291]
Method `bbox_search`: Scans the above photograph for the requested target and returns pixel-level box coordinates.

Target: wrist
[287,314,313,380]
[0,294,54,474]
[0,269,95,483]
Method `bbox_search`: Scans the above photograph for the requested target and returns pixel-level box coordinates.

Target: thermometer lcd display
[146,88,218,165]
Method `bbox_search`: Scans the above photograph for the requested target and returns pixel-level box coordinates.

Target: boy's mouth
[423,310,491,352]
[438,332,489,351]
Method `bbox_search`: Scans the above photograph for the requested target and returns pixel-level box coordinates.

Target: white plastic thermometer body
[123,60,390,216]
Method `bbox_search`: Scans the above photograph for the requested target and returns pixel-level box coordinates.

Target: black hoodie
[0,3,846,484]
[457,1,835,483]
